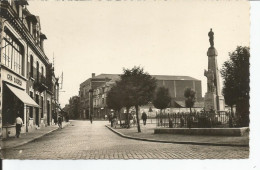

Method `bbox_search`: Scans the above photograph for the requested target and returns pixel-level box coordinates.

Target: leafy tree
[120,66,157,132]
[184,88,196,114]
[221,46,250,127]
[68,96,80,119]
[106,83,123,125]
[153,87,171,122]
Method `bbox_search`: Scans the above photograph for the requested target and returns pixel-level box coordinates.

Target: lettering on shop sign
[7,74,22,86]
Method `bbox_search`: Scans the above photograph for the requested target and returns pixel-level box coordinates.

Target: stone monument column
[204,29,225,112]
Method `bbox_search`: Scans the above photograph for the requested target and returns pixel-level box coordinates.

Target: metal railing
[155,111,236,128]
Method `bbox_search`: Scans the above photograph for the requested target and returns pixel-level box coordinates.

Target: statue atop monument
[208,28,214,47]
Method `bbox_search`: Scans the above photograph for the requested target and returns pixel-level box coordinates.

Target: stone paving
[0,120,249,159]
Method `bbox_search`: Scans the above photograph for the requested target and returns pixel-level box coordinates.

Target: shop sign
[7,74,22,86]
[2,69,26,89]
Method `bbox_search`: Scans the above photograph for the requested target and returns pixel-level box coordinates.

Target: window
[41,66,44,83]
[36,62,39,82]
[41,66,44,76]
[2,30,24,75]
[30,55,34,77]
[29,92,33,118]
[41,96,44,118]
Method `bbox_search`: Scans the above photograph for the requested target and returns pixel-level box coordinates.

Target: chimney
[92,73,95,78]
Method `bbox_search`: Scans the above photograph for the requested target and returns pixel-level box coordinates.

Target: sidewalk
[106,123,249,147]
[0,121,70,149]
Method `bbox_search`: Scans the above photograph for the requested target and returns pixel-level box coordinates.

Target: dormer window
[26,15,37,35]
[40,33,47,50]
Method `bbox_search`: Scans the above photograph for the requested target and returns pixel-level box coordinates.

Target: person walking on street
[90,114,93,124]
[16,114,23,138]
[58,115,62,129]
[141,111,147,126]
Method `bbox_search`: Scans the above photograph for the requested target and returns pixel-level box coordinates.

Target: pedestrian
[108,113,113,123]
[141,111,147,125]
[112,114,117,128]
[58,115,63,128]
[90,114,93,124]
[16,113,23,138]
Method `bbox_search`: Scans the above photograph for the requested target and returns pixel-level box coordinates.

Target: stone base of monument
[204,92,217,111]
[154,127,249,136]
[204,92,226,112]
[217,95,225,111]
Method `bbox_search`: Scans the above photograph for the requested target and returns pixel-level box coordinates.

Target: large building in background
[79,73,119,119]
[79,73,204,120]
[0,0,60,138]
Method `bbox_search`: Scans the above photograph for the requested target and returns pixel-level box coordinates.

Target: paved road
[1,120,249,159]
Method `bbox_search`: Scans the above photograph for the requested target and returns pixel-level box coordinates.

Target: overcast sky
[26,0,250,107]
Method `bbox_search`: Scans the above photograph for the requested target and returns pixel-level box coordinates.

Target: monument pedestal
[217,95,225,111]
[204,92,217,111]
[204,93,225,112]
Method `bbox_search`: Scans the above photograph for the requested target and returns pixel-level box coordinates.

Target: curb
[1,122,71,150]
[105,125,249,147]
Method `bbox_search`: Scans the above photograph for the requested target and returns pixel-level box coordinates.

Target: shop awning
[6,84,40,108]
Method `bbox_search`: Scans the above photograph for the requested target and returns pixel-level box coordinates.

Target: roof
[94,74,199,81]
[40,33,47,40]
[80,73,200,87]
[152,75,199,81]
[94,74,120,82]
[26,15,38,24]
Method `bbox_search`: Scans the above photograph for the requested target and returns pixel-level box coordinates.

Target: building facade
[79,73,118,119]
[79,73,203,120]
[0,0,59,138]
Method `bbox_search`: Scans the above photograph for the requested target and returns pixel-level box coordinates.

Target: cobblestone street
[1,120,249,159]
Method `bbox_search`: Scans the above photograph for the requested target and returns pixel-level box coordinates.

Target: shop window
[2,29,24,75]
[2,84,24,125]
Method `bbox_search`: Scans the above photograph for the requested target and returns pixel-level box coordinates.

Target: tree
[220,46,250,127]
[153,87,171,125]
[120,66,157,132]
[68,96,80,119]
[184,88,196,114]
[106,83,123,125]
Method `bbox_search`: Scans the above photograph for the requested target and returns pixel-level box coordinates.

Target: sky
[26,0,250,107]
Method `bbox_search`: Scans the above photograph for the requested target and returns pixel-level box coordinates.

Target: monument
[204,29,225,112]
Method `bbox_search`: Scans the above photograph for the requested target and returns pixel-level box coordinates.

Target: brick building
[79,73,118,119]
[79,73,203,120]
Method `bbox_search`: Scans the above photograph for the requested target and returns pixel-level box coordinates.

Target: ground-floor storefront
[1,68,40,138]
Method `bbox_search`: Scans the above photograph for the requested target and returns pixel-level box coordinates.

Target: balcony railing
[34,75,48,92]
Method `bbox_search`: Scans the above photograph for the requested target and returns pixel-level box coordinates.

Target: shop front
[1,69,39,138]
